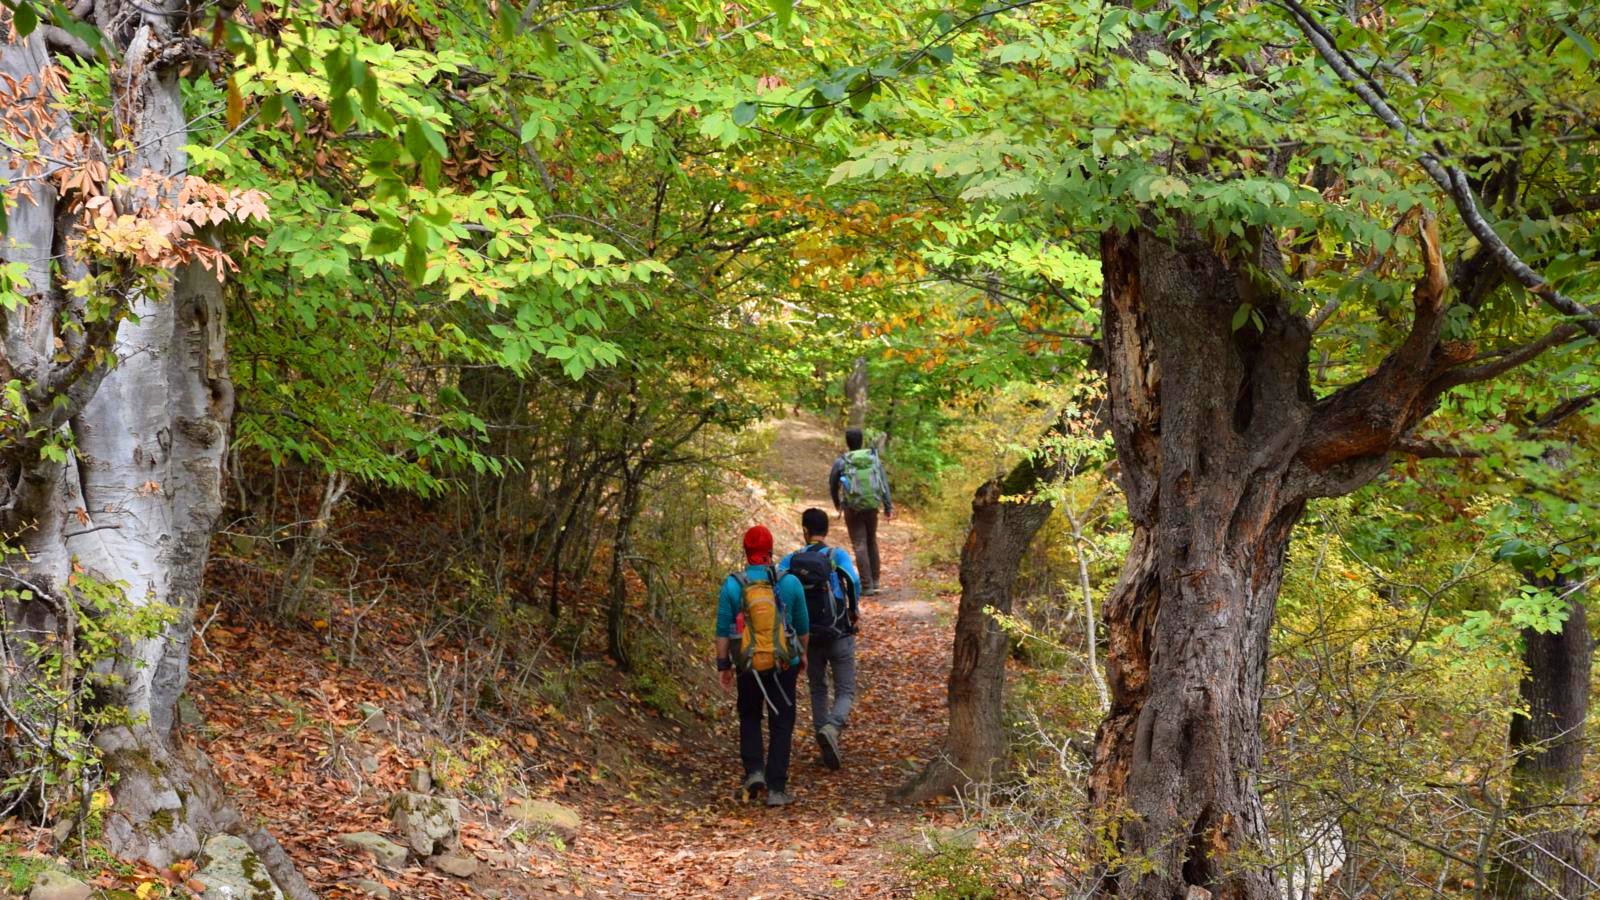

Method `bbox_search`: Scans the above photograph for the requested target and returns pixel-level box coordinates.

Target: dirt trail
[569,416,955,899]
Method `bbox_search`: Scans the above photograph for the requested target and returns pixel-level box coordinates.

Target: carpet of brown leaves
[177,416,963,900]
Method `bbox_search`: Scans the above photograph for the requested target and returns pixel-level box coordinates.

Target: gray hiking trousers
[806,634,857,732]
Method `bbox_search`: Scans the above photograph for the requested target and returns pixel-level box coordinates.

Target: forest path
[568,415,956,899]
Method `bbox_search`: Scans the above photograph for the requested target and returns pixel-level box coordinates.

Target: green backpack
[840,448,883,511]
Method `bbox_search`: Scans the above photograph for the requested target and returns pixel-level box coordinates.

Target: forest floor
[162,414,966,900]
[563,416,959,900]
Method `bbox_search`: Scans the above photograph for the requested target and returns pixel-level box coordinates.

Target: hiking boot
[765,790,795,807]
[735,770,766,802]
[816,724,842,771]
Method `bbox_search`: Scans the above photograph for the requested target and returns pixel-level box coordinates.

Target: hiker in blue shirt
[779,508,861,771]
[716,525,809,807]
[829,427,892,594]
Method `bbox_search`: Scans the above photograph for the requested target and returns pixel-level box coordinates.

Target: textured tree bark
[897,453,1058,802]
[0,8,308,889]
[1492,576,1593,899]
[278,471,349,617]
[1089,227,1315,900]
[1085,199,1542,896]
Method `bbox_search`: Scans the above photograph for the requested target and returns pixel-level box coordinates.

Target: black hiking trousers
[736,666,799,792]
[844,507,881,591]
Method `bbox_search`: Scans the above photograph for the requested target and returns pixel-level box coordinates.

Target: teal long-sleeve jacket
[716,564,808,666]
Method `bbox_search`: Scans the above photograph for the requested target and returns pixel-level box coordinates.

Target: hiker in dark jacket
[716,525,809,807]
[828,428,892,594]
[778,509,861,771]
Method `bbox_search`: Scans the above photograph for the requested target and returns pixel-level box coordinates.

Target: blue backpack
[786,546,856,640]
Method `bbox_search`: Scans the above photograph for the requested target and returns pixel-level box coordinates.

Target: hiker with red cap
[716,524,809,807]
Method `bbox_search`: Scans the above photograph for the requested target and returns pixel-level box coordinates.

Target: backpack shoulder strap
[770,565,790,610]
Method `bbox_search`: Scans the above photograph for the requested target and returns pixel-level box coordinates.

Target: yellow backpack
[733,567,796,673]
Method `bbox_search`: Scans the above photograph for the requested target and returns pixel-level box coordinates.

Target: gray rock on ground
[428,852,479,878]
[919,825,981,853]
[407,767,431,793]
[505,797,581,843]
[339,832,408,869]
[195,834,285,900]
[353,878,391,899]
[389,791,461,856]
[357,702,389,733]
[27,870,92,900]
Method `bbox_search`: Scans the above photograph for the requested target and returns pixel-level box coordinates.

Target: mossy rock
[388,791,460,856]
[338,832,408,869]
[26,869,92,900]
[504,798,581,843]
[195,834,284,900]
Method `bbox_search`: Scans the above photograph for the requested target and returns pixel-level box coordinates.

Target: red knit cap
[743,525,774,564]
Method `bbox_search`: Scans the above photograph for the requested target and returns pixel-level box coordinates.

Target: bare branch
[1392,437,1479,460]
[1429,323,1582,391]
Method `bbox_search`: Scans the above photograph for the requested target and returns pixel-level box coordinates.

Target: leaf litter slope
[179,414,955,900]
[572,415,956,900]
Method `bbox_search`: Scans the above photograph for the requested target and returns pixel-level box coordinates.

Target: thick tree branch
[1300,215,1458,469]
[1533,390,1600,430]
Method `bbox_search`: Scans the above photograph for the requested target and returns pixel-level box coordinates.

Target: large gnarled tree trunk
[1,8,307,891]
[1087,220,1464,899]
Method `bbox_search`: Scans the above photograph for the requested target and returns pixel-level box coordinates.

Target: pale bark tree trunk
[1062,496,1109,712]
[278,471,350,618]
[1492,575,1594,899]
[0,8,309,891]
[897,452,1059,802]
[845,355,868,430]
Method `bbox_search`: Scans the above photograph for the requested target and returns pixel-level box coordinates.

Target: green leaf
[404,119,433,161]
[770,0,794,28]
[1555,22,1596,60]
[402,241,427,284]
[366,226,404,256]
[1231,303,1253,332]
[416,120,448,159]
[732,101,759,126]
[12,1,37,38]
[328,95,356,133]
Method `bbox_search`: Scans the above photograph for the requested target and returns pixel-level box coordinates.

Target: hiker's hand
[719,669,735,693]
[797,654,808,674]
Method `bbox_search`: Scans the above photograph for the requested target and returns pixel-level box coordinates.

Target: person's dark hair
[801,507,829,539]
[844,427,864,450]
